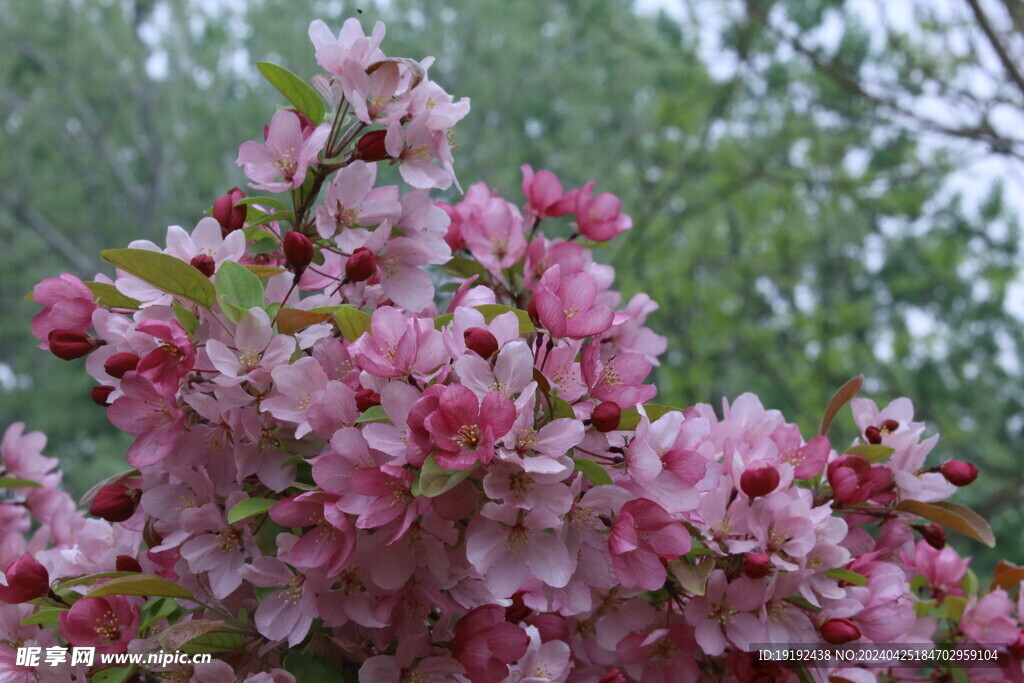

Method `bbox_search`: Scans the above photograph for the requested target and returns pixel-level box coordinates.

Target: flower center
[455,424,480,449]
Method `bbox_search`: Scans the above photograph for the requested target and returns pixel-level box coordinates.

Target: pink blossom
[573,181,631,242]
[348,306,447,379]
[58,596,139,654]
[106,375,185,467]
[961,590,1020,645]
[580,344,656,409]
[533,265,614,340]
[262,356,330,438]
[178,501,252,599]
[684,570,767,655]
[520,165,576,219]
[240,555,325,647]
[450,605,529,683]
[133,319,195,396]
[385,116,459,190]
[308,18,386,75]
[270,492,355,576]
[315,161,401,238]
[617,624,699,683]
[608,499,690,591]
[828,454,893,505]
[205,307,295,385]
[904,539,970,598]
[420,385,516,470]
[237,110,329,192]
[30,274,96,348]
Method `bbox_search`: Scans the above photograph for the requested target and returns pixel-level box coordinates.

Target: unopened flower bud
[742,552,772,579]
[283,231,314,274]
[1009,630,1024,659]
[115,555,142,573]
[820,618,861,644]
[356,388,381,413]
[91,385,115,406]
[880,419,900,433]
[740,465,780,499]
[345,247,377,282]
[527,296,540,327]
[212,187,246,235]
[190,253,216,277]
[104,352,140,379]
[939,460,978,487]
[89,483,140,522]
[464,327,499,359]
[505,592,531,623]
[591,402,621,433]
[917,523,947,550]
[0,555,49,604]
[48,330,100,360]
[864,426,882,444]
[353,129,390,162]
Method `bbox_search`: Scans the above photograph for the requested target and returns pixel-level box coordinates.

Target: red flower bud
[353,129,390,162]
[48,330,100,361]
[598,671,627,683]
[591,402,622,433]
[939,460,978,487]
[527,296,540,327]
[880,419,900,433]
[115,555,142,573]
[89,483,140,523]
[91,385,115,406]
[212,187,246,235]
[283,231,314,273]
[1009,630,1024,660]
[864,426,882,444]
[917,523,947,550]
[820,618,861,644]
[742,552,772,579]
[356,388,382,413]
[104,352,140,379]
[464,327,499,359]
[345,247,377,282]
[505,592,532,623]
[0,555,50,604]
[190,253,216,277]
[740,465,780,499]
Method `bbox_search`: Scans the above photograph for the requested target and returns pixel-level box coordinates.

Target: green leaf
[785,594,822,612]
[334,305,372,341]
[276,307,334,335]
[819,374,863,436]
[226,497,276,524]
[440,255,488,279]
[86,574,195,601]
[961,568,979,596]
[573,457,613,486]
[823,568,868,586]
[940,595,968,622]
[668,558,713,596]
[244,265,286,279]
[101,248,216,308]
[20,607,64,627]
[418,455,476,497]
[159,619,225,651]
[895,499,996,547]
[250,236,282,255]
[433,313,454,330]
[248,210,293,228]
[218,295,249,324]
[472,304,536,334]
[914,598,936,617]
[843,444,894,463]
[235,195,287,211]
[172,301,200,333]
[257,62,326,124]
[551,396,576,420]
[216,260,264,313]
[355,405,390,424]
[284,650,339,681]
[181,630,247,654]
[140,597,180,631]
[84,281,141,309]
[617,404,683,431]
[0,476,41,488]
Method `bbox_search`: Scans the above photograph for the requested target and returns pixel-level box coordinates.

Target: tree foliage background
[2,0,1022,574]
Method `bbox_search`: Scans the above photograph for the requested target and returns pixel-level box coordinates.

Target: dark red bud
[1009,630,1024,660]
[345,247,378,282]
[212,187,246,235]
[820,618,861,645]
[104,352,140,379]
[91,385,115,406]
[48,330,100,360]
[353,129,390,162]
[742,552,772,579]
[505,591,532,623]
[464,327,499,359]
[0,555,50,604]
[356,388,382,413]
[917,523,947,550]
[740,465,780,499]
[591,402,622,433]
[89,483,140,523]
[115,555,143,573]
[939,460,979,487]
[864,426,882,444]
[190,253,216,277]
[283,231,315,273]
[527,297,540,327]
[880,419,900,433]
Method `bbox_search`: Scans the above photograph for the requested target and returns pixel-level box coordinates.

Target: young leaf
[226,497,276,524]
[0,477,40,488]
[235,195,287,211]
[158,619,225,652]
[550,396,576,420]
[823,568,869,586]
[895,500,996,547]
[86,574,195,601]
[573,458,613,486]
[244,265,286,279]
[418,455,476,497]
[216,260,264,311]
[19,607,64,627]
[276,307,334,335]
[991,560,1024,591]
[843,444,894,463]
[181,630,247,654]
[256,62,326,124]
[472,304,536,334]
[819,374,863,436]
[334,305,372,342]
[84,281,141,309]
[171,301,200,333]
[101,249,216,307]
[355,405,390,424]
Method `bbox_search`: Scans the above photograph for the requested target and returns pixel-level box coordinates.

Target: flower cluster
[3,17,1021,683]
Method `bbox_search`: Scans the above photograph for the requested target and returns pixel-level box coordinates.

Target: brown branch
[0,186,98,275]
[964,0,1024,99]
